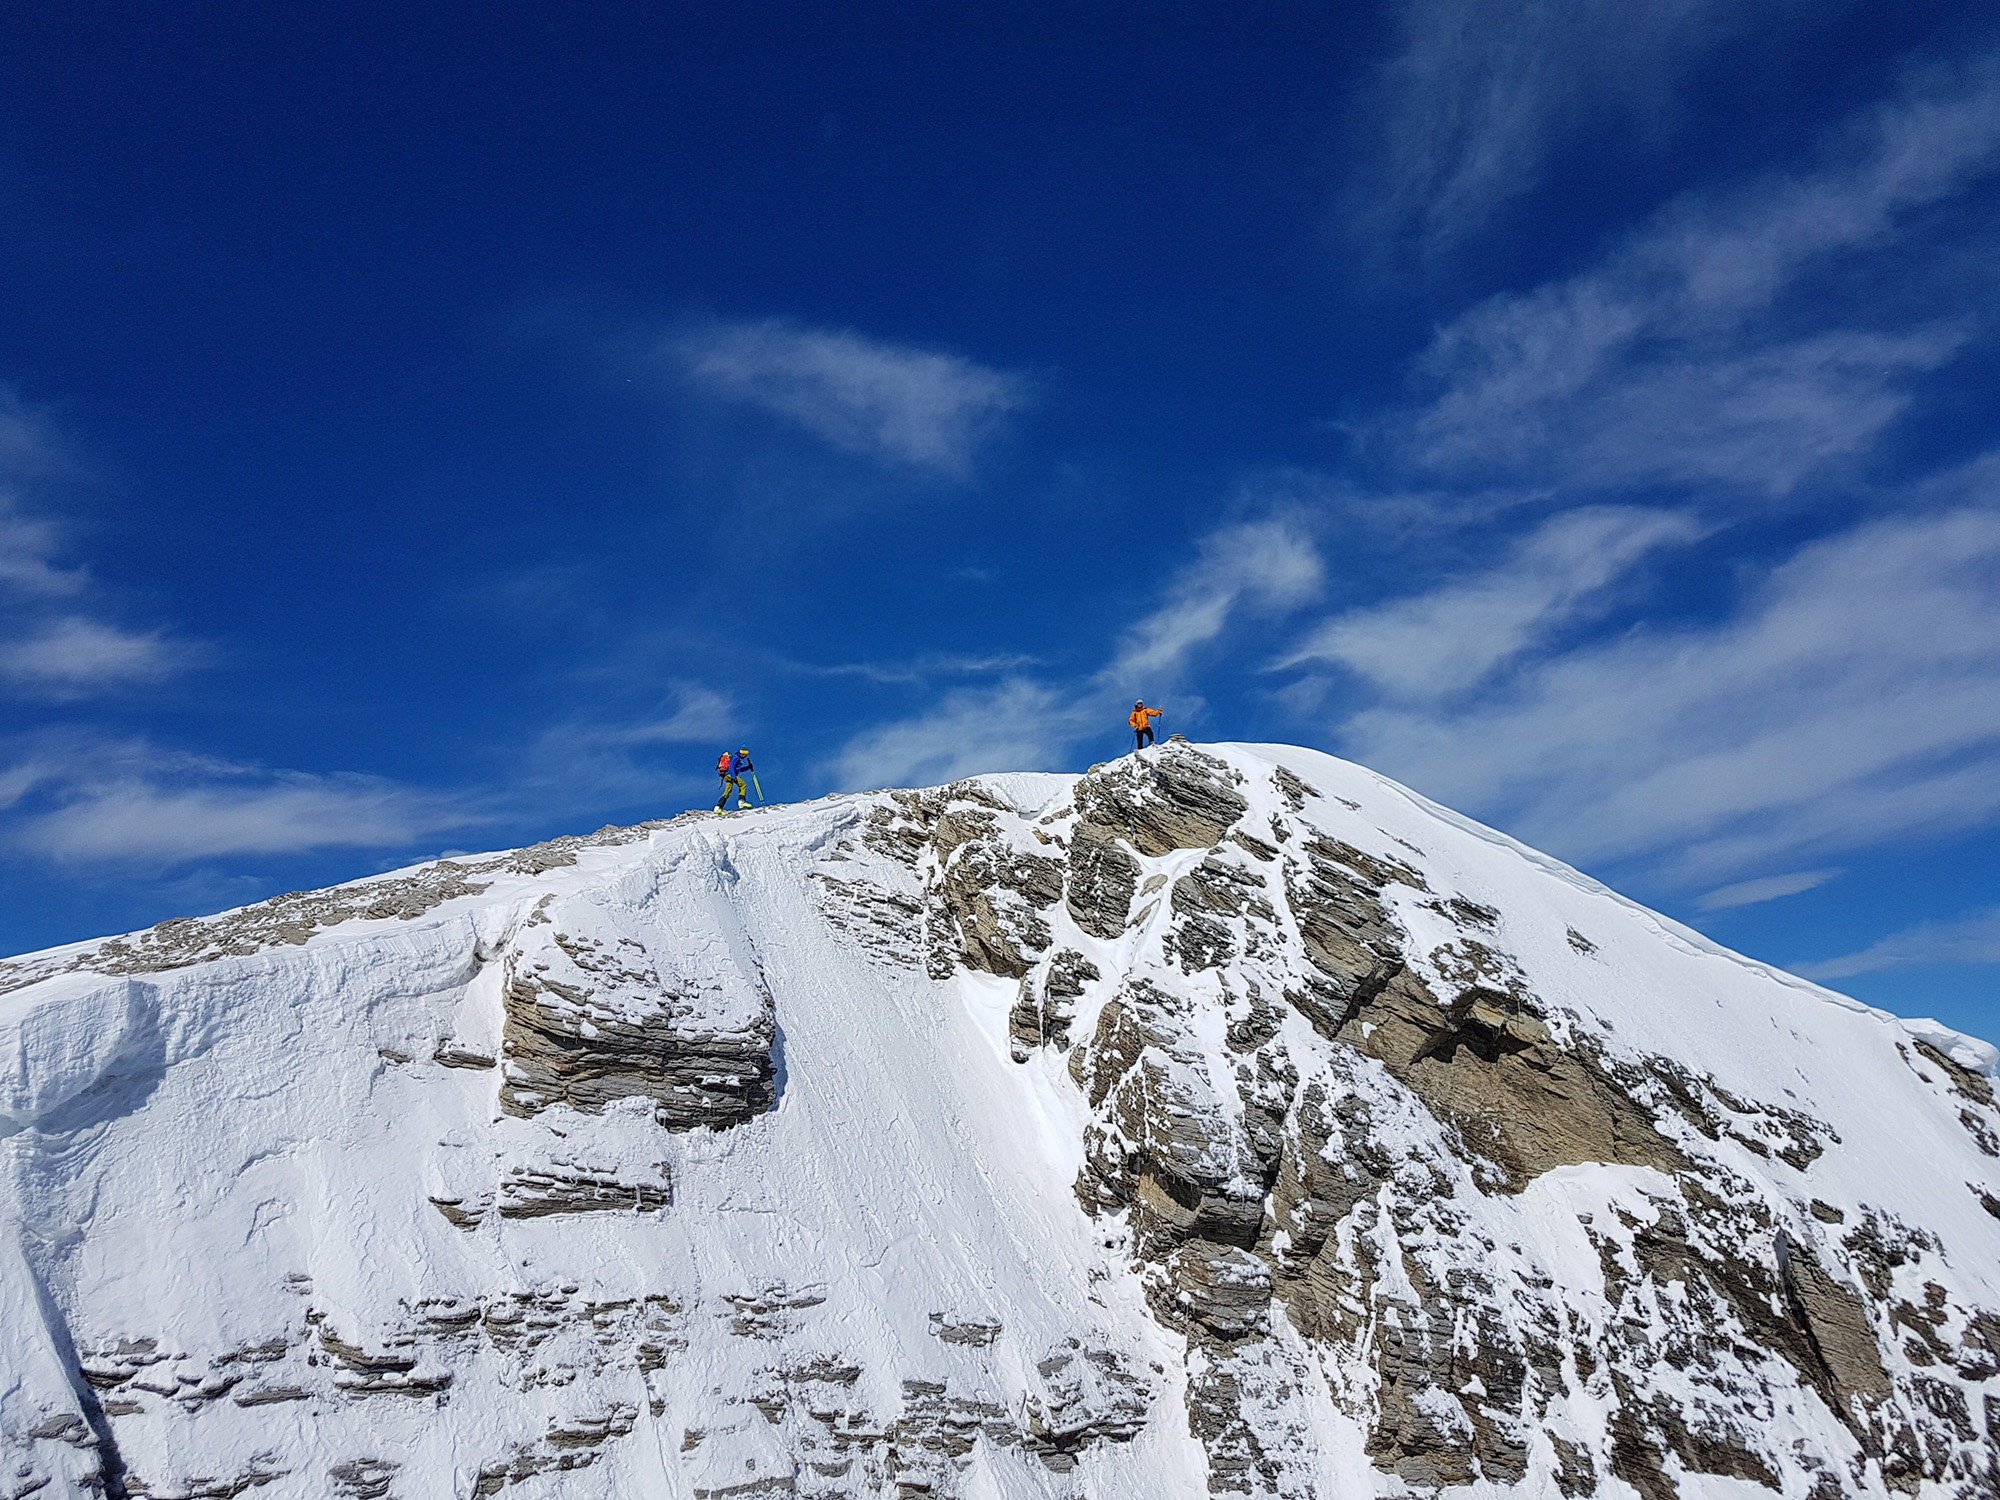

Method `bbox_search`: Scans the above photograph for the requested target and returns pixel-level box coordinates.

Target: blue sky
[3,2,1999,1045]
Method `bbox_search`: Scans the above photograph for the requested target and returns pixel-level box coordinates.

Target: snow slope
[0,742,1995,1500]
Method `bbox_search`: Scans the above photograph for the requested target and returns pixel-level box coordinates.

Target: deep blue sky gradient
[3,2,1998,1045]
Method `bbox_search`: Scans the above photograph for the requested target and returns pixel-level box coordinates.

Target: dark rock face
[1040,754,2000,1499]
[1074,749,1249,858]
[496,1165,672,1219]
[1014,1345,1152,1471]
[1065,830,1140,940]
[1274,836,1687,1192]
[1347,978,1688,1190]
[935,840,1061,979]
[1070,986,1269,1256]
[1361,1251,1533,1489]
[1154,1243,1272,1342]
[1778,1229,1895,1416]
[1008,947,1098,1062]
[497,899,776,1130]
[843,783,1066,980]
[921,801,1064,978]
[1168,855,1277,973]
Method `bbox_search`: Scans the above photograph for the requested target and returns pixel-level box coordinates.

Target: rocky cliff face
[494,889,776,1129]
[2,743,1996,1500]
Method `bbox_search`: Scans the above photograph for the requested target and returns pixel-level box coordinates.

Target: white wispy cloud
[1794,906,2000,981]
[28,778,449,863]
[1363,0,1790,257]
[1327,497,2000,883]
[552,685,735,751]
[819,517,1327,791]
[1106,517,1324,686]
[1286,52,2000,920]
[812,651,1041,687]
[821,679,1095,793]
[1387,51,2000,498]
[0,617,184,690]
[0,498,85,598]
[1283,507,1700,699]
[2,738,474,864]
[676,319,1032,478]
[0,394,192,696]
[0,678,743,868]
[522,685,737,803]
[1695,868,1840,911]
[0,388,77,485]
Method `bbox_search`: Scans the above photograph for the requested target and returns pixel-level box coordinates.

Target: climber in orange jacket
[1129,700,1163,751]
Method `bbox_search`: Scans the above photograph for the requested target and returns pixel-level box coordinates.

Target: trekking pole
[751,771,764,803]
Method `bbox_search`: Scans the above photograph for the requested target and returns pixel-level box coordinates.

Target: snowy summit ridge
[2,740,1997,1500]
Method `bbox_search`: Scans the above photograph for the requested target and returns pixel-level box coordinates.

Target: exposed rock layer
[497,900,777,1130]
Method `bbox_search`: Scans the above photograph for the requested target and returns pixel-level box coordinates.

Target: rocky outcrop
[1065,828,1141,940]
[67,1290,692,1496]
[1344,977,1687,1190]
[1779,1229,1895,1416]
[1168,854,1278,973]
[932,828,1062,979]
[1267,827,1687,1191]
[1074,748,1249,858]
[1154,1242,1273,1342]
[496,1164,672,1219]
[1060,748,1249,941]
[1014,1344,1152,1471]
[848,784,1066,979]
[0,820,683,999]
[497,898,776,1129]
[1071,984,1271,1255]
[1048,753,2000,1499]
[1008,947,1098,1061]
[677,1292,1150,1494]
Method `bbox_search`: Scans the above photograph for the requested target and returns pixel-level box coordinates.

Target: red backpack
[717,752,733,776]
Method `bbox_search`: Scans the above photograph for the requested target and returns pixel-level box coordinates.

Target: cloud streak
[521,685,736,804]
[676,319,1032,478]
[1695,869,1840,911]
[0,395,192,697]
[1281,50,2000,936]
[820,678,1093,792]
[1385,51,2000,500]
[1325,496,2000,883]
[0,498,85,598]
[1794,906,2000,981]
[1,737,475,864]
[0,617,184,690]
[1284,507,1700,699]
[819,517,1327,791]
[1363,0,1793,257]
[1107,517,1324,687]
[808,651,1041,687]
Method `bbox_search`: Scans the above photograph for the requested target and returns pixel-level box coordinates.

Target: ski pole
[751,771,764,802]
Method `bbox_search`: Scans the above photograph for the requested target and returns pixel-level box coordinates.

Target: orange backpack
[717,753,732,776]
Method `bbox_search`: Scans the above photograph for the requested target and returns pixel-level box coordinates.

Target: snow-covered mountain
[3,740,1996,1500]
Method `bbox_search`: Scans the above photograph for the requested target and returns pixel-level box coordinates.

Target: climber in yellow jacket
[1129,700,1163,751]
